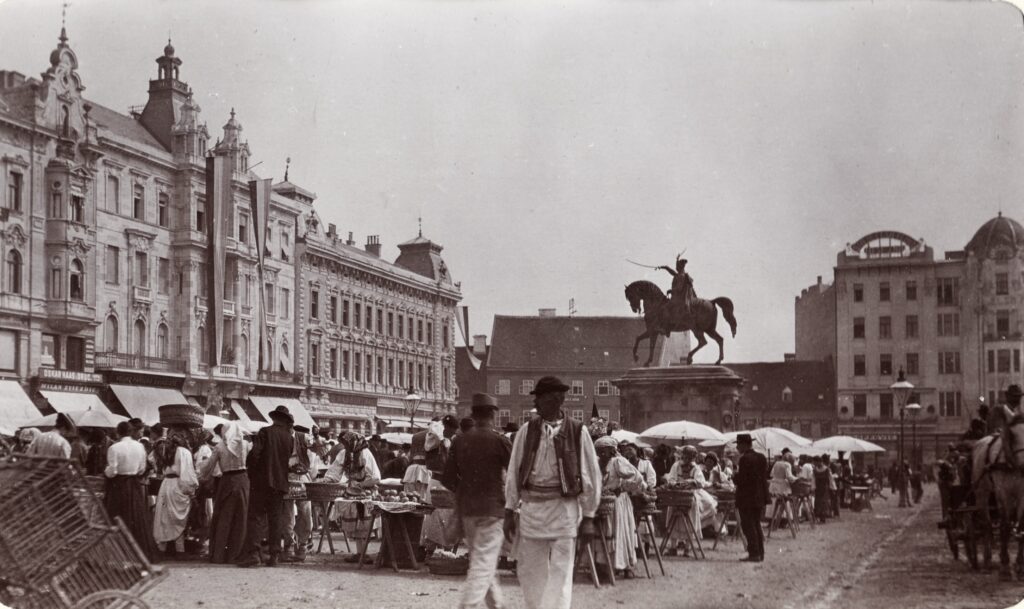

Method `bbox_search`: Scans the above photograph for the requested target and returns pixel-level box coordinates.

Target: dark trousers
[241,485,285,560]
[738,505,765,559]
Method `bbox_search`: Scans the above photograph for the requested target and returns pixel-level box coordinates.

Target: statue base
[613,365,744,434]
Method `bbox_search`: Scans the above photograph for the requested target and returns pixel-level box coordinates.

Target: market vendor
[594,435,644,580]
[664,445,718,555]
[323,431,380,487]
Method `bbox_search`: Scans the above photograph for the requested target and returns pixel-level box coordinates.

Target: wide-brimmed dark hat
[530,376,570,395]
[736,433,753,444]
[1006,385,1024,399]
[471,393,499,414]
[503,421,520,433]
[294,424,310,434]
[268,405,294,424]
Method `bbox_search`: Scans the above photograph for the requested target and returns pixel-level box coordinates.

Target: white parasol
[380,432,413,445]
[609,429,652,449]
[811,435,886,453]
[639,420,726,444]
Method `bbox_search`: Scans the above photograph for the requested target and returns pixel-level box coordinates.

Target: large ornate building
[0,28,459,434]
[797,217,1024,465]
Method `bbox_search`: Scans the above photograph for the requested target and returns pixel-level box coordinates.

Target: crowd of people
[1,375,897,609]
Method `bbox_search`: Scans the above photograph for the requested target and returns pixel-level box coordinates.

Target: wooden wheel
[72,590,149,609]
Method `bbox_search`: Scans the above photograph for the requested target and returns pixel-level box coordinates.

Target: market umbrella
[639,420,726,445]
[609,429,652,449]
[380,432,413,445]
[811,435,886,453]
[21,408,128,429]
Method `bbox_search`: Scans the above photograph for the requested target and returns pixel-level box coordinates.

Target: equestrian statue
[624,254,737,367]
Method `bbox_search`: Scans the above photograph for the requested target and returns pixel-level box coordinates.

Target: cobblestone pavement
[146,487,1024,609]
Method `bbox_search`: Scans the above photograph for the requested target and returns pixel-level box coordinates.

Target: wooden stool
[594,505,616,586]
[792,492,815,530]
[313,501,335,554]
[574,536,602,589]
[659,505,706,560]
[635,509,666,577]
[767,496,798,539]
[713,499,745,550]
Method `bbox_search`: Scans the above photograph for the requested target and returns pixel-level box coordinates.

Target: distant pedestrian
[734,433,768,562]
[441,393,512,609]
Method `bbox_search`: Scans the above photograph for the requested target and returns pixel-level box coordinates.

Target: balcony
[195,295,208,310]
[133,285,153,304]
[0,293,31,312]
[45,300,95,333]
[258,370,300,385]
[94,352,187,374]
[213,364,238,376]
[224,300,236,315]
[241,304,253,317]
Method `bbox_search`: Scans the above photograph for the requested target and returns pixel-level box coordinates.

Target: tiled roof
[728,360,834,413]
[487,315,653,370]
[87,100,168,152]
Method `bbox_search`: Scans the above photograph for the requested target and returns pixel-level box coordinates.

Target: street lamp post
[403,387,422,430]
[906,402,921,469]
[890,368,914,508]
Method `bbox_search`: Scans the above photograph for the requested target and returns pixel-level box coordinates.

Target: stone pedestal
[613,365,744,434]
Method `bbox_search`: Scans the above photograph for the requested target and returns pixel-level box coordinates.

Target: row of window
[493,378,621,397]
[495,408,614,427]
[103,176,170,227]
[851,313,961,339]
[847,391,961,418]
[309,287,449,348]
[851,351,962,377]
[850,277,962,305]
[306,343,451,393]
[193,198,293,261]
[986,349,1022,374]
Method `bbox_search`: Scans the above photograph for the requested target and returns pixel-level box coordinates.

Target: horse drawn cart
[938,481,982,570]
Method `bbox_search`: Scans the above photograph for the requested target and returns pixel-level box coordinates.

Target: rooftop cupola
[139,39,191,150]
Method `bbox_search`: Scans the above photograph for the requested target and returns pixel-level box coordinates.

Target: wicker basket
[596,494,617,517]
[430,488,456,509]
[304,482,346,503]
[656,488,695,509]
[287,481,307,500]
[791,480,812,498]
[157,404,204,428]
[426,555,470,576]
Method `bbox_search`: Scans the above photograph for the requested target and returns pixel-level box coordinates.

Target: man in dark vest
[238,405,294,567]
[503,376,601,609]
[441,393,512,609]
[734,433,768,562]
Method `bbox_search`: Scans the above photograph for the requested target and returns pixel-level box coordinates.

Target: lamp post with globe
[403,387,422,430]
[890,369,914,508]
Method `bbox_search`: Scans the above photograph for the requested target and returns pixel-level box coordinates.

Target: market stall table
[348,500,435,572]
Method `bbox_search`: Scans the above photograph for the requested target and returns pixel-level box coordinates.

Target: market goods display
[157,404,203,429]
[425,550,470,576]
[656,486,695,508]
[304,482,347,503]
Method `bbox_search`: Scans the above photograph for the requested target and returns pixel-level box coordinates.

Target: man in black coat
[734,433,768,562]
[238,405,294,567]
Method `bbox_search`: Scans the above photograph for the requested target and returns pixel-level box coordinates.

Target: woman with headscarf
[189,431,217,555]
[324,432,381,550]
[153,432,199,557]
[594,435,644,579]
[665,445,718,555]
[16,427,41,453]
[200,421,250,564]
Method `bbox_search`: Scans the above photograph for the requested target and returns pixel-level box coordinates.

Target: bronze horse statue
[972,406,1024,579]
[624,280,737,366]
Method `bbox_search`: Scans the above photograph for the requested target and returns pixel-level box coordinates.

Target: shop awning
[247,396,315,431]
[0,380,42,433]
[41,390,110,415]
[109,385,188,425]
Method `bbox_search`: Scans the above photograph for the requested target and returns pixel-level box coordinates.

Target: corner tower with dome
[796,214,1024,470]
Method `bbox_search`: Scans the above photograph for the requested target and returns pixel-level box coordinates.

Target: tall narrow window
[61,105,70,137]
[157,193,169,227]
[195,199,206,232]
[365,305,373,331]
[343,350,351,380]
[69,259,84,301]
[996,272,1009,295]
[7,171,22,212]
[134,252,149,287]
[50,267,62,298]
[329,296,338,324]
[377,309,384,334]
[329,347,338,379]
[157,323,169,358]
[105,246,119,284]
[104,315,118,352]
[343,300,350,326]
[158,258,169,294]
[310,289,319,319]
[106,175,119,213]
[281,288,290,319]
[133,184,145,220]
[377,356,384,384]
[238,212,249,244]
[50,191,62,218]
[264,282,275,314]
[905,280,917,301]
[69,194,84,223]
[133,319,146,356]
[354,303,362,329]
[280,229,290,261]
[6,250,21,294]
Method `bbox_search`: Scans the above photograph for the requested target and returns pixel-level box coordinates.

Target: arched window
[61,105,70,138]
[104,315,118,352]
[280,341,290,373]
[133,319,146,356]
[157,324,169,359]
[6,249,22,294]
[198,328,208,364]
[69,259,84,301]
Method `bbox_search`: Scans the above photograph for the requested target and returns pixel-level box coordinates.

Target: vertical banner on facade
[205,155,233,367]
[456,305,481,370]
[249,178,272,372]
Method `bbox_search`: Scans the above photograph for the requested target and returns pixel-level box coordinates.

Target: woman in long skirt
[813,456,832,523]
[199,422,251,564]
[594,436,645,578]
[153,434,199,555]
[665,445,718,554]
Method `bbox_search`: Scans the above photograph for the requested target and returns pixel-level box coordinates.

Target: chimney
[0,71,26,90]
[538,308,556,317]
[784,353,796,362]
[346,231,356,246]
[472,334,488,356]
[365,235,382,257]
[327,223,337,239]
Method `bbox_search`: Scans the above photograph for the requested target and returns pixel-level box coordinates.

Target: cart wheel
[964,515,979,571]
[72,590,150,609]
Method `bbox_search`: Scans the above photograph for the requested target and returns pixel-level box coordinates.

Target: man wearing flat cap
[734,433,768,562]
[503,376,602,609]
[442,393,512,609]
[238,405,294,567]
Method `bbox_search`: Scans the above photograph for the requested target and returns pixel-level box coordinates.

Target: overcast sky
[2,0,1023,363]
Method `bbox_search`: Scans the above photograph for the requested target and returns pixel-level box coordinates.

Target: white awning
[41,390,109,415]
[247,396,315,431]
[0,380,42,432]
[109,385,188,425]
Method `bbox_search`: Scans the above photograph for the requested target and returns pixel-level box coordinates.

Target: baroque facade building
[797,218,1024,466]
[0,29,459,434]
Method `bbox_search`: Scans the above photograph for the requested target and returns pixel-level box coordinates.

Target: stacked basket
[0,456,165,608]
[158,403,204,428]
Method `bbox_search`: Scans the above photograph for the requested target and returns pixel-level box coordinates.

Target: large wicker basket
[791,480,812,498]
[158,404,204,428]
[656,488,695,509]
[304,482,346,503]
[426,555,470,576]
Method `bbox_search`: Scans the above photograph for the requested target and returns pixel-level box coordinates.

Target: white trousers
[516,536,576,609]
[460,516,505,609]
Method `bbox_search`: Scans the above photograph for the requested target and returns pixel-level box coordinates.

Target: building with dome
[0,27,459,434]
[796,215,1024,467]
